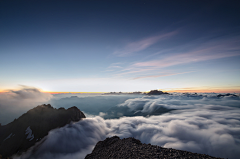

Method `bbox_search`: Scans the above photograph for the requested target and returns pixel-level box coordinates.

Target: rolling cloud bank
[9,90,240,159]
[0,87,52,125]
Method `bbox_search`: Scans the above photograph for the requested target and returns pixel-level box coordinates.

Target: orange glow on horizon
[1,87,240,94]
[165,88,240,93]
[44,89,240,94]
[44,92,106,94]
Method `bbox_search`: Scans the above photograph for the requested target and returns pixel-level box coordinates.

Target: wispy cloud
[115,68,155,77]
[108,65,122,69]
[115,36,240,78]
[104,62,124,72]
[132,71,194,80]
[133,44,240,68]
[113,31,177,57]
[134,52,238,69]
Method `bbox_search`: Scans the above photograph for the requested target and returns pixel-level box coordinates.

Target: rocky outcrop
[0,104,85,158]
[147,90,169,95]
[217,93,238,98]
[85,136,223,159]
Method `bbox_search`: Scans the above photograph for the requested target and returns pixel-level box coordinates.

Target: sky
[1,0,240,93]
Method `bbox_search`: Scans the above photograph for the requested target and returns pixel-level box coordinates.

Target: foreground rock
[85,136,223,159]
[0,104,85,158]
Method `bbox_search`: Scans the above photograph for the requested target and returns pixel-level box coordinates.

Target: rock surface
[0,104,85,158]
[85,136,223,159]
[217,93,238,98]
[147,90,169,95]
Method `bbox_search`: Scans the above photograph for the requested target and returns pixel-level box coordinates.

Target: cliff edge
[85,136,223,159]
[0,104,85,158]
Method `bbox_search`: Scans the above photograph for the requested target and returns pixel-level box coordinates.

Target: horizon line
[0,89,239,94]
[38,89,240,94]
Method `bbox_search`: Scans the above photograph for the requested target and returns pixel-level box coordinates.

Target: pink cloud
[112,35,240,79]
[133,40,240,68]
[132,71,194,80]
[113,31,177,57]
[115,68,155,77]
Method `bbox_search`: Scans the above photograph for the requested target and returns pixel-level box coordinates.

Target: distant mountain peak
[147,90,169,95]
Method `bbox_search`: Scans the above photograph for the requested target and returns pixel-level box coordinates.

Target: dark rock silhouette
[85,136,223,159]
[147,90,169,95]
[0,104,85,158]
[217,93,238,98]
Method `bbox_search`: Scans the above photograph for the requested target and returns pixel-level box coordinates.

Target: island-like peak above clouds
[146,90,170,95]
[0,104,86,158]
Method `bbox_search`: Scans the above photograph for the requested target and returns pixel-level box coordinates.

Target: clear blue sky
[1,0,240,92]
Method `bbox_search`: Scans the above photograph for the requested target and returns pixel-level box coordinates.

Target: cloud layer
[14,93,240,159]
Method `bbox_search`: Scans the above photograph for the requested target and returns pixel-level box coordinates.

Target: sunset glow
[1,1,240,159]
[0,0,239,93]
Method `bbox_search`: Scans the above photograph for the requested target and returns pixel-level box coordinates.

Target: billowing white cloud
[14,94,240,159]
[14,117,108,159]
[106,110,240,159]
[118,94,240,113]
[0,87,52,125]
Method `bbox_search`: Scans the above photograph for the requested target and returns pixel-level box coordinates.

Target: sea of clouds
[1,88,240,159]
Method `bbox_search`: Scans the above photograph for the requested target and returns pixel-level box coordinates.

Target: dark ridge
[85,136,223,159]
[217,93,238,98]
[147,90,169,95]
[0,104,86,158]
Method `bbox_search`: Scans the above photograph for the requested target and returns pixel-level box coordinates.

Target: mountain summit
[147,90,169,95]
[0,104,85,158]
[85,136,223,159]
